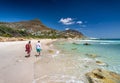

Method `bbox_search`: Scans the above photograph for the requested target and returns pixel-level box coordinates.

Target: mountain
[64,29,84,38]
[0,19,85,38]
[0,19,52,33]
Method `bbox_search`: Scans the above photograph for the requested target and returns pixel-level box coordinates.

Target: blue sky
[0,0,120,38]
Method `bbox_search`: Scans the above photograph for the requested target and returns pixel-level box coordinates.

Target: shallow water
[55,39,120,74]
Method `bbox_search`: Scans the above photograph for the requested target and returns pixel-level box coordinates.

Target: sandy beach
[1,39,120,83]
[0,39,59,83]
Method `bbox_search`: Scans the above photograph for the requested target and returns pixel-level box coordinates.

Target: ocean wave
[74,39,120,45]
[99,43,110,44]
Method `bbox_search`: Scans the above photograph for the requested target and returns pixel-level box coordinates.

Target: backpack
[25,44,30,50]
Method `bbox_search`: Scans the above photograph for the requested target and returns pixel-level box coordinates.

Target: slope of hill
[0,19,85,38]
[0,19,52,33]
[63,29,85,38]
[0,25,29,37]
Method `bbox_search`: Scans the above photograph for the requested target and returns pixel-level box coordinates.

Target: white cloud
[65,28,70,30]
[76,21,83,24]
[76,21,87,27]
[59,18,87,28]
[59,18,75,25]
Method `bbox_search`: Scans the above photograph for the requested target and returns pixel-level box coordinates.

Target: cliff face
[0,19,85,38]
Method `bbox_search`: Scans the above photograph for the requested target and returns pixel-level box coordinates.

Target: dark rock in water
[72,48,77,50]
[84,65,89,68]
[84,43,91,45]
[72,42,79,45]
[96,61,108,67]
[85,54,98,58]
[86,68,120,83]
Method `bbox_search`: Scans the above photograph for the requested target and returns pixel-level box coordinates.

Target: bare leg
[25,51,30,57]
[39,52,40,56]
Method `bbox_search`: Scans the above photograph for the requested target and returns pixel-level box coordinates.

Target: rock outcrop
[86,68,120,83]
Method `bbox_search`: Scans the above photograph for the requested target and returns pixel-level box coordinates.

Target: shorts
[36,48,41,52]
[26,49,30,54]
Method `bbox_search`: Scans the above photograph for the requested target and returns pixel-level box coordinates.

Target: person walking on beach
[36,41,42,56]
[25,41,32,57]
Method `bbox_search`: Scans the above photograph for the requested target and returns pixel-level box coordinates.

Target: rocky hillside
[0,25,30,37]
[0,19,85,38]
[0,19,52,33]
[62,29,85,38]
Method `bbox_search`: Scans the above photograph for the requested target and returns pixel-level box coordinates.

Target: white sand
[0,39,57,83]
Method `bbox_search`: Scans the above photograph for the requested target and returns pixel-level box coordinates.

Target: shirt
[36,43,41,49]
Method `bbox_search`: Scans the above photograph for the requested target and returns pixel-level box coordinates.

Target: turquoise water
[55,39,120,74]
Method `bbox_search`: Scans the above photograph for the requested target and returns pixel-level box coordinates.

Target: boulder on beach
[86,68,120,83]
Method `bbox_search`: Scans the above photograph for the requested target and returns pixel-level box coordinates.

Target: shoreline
[0,38,120,83]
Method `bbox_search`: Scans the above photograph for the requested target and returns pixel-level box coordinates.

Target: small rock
[84,43,91,45]
[86,54,98,58]
[48,49,54,53]
[72,42,79,45]
[96,61,108,66]
[72,48,77,50]
[18,38,24,41]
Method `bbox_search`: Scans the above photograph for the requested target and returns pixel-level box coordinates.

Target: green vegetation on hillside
[0,25,61,38]
[0,26,29,37]
[0,25,85,39]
